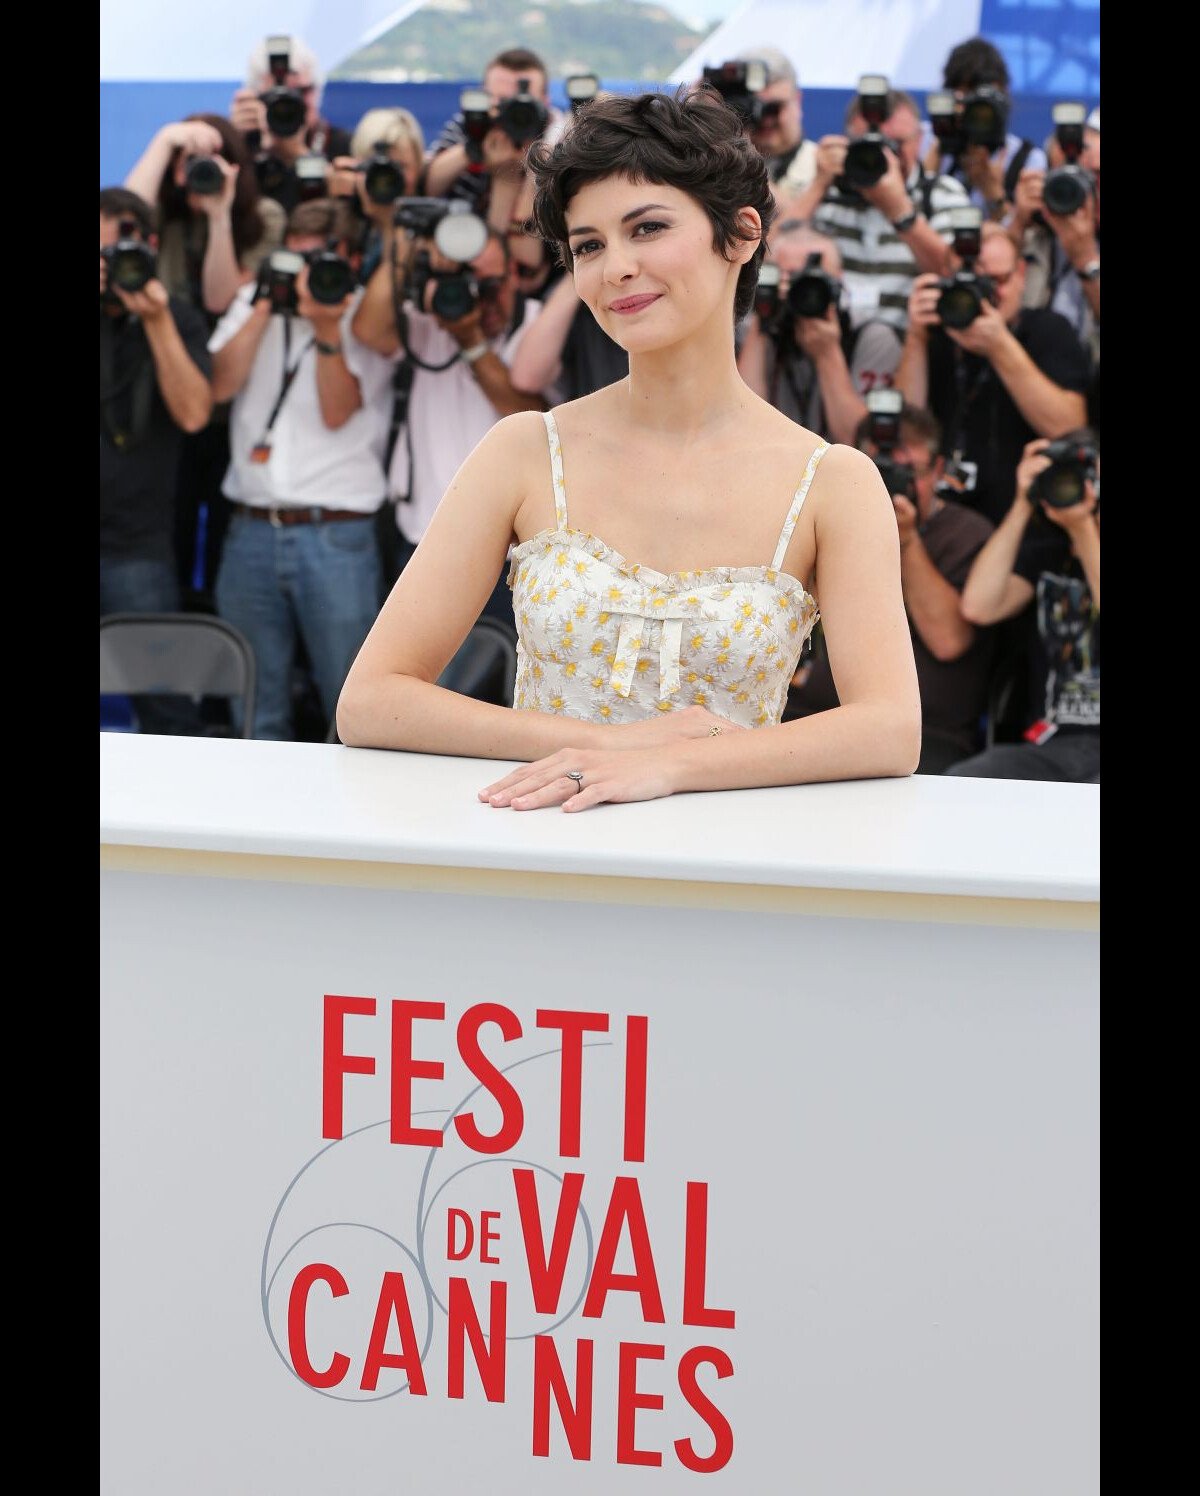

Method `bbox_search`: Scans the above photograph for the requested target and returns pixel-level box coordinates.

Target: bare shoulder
[547,385,623,434]
[808,442,893,527]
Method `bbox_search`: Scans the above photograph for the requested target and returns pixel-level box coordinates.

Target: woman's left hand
[479,747,678,813]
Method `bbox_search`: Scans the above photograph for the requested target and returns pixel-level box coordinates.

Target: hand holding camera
[793,302,842,360]
[943,294,1007,357]
[813,135,848,192]
[1017,435,1099,521]
[295,264,351,332]
[958,142,1005,201]
[907,272,943,335]
[1043,193,1099,272]
[159,119,224,160]
[186,155,239,218]
[230,88,270,141]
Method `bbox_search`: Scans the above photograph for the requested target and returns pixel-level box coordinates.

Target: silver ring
[565,769,585,794]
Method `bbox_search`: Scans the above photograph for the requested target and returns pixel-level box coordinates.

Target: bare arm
[510,272,582,393]
[124,129,175,206]
[211,297,272,403]
[296,272,363,430]
[199,212,248,315]
[350,228,409,357]
[899,529,977,661]
[1067,514,1100,610]
[894,326,930,411]
[424,143,471,198]
[960,497,1037,626]
[809,338,868,447]
[134,286,213,433]
[986,327,1088,437]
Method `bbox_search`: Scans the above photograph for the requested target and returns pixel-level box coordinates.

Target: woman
[337,89,920,810]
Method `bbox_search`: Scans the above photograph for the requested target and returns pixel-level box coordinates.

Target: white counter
[101,736,1099,1495]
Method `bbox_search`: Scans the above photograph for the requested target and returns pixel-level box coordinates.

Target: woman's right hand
[1015,438,1052,506]
[608,704,747,749]
[160,120,224,158]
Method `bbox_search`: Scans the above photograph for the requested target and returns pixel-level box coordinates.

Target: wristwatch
[314,338,343,356]
[1077,258,1101,282]
[890,207,919,234]
[460,342,490,365]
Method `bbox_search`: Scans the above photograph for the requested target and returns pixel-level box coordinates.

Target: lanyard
[258,313,314,444]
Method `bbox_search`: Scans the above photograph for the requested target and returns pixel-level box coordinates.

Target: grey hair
[245,35,323,100]
[733,46,798,89]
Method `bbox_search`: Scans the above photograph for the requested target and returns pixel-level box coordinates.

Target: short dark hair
[286,197,355,245]
[528,88,775,323]
[943,37,1011,92]
[487,48,547,82]
[853,402,942,453]
[99,187,155,237]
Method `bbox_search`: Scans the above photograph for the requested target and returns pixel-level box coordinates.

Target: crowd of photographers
[100,32,1099,781]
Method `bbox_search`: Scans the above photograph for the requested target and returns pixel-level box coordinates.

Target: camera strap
[99,315,156,453]
[252,312,314,456]
[1003,140,1036,203]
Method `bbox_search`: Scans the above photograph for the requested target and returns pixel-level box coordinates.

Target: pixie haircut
[528,88,775,323]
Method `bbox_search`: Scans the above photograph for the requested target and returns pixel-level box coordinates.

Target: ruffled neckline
[509,528,816,608]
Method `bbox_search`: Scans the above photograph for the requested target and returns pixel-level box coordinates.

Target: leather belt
[233,503,375,527]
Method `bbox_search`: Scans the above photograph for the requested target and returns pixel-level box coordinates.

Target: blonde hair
[350,108,425,165]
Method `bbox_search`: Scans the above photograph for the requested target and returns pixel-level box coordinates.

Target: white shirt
[389,299,544,544]
[210,286,394,512]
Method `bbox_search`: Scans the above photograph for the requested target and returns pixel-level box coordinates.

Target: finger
[510,776,578,811]
[479,757,565,800]
[563,783,608,813]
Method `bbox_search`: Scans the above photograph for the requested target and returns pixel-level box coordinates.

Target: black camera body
[259,36,307,140]
[1043,103,1096,217]
[934,207,996,329]
[957,85,1008,152]
[256,244,354,313]
[702,59,769,126]
[839,75,893,193]
[1029,435,1099,510]
[394,199,490,322]
[307,244,355,305]
[865,389,915,500]
[361,142,406,206]
[495,77,549,146]
[787,252,839,320]
[257,249,305,313]
[185,155,224,196]
[101,220,157,300]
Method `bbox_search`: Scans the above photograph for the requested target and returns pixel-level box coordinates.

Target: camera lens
[788,275,835,320]
[110,245,156,293]
[264,89,307,139]
[308,254,354,304]
[364,157,404,206]
[1043,167,1089,217]
[937,280,982,330]
[844,138,888,189]
[185,156,224,196]
[432,275,477,322]
[1037,464,1087,509]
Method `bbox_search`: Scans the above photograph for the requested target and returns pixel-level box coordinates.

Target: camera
[495,77,549,146]
[1043,102,1095,217]
[259,35,307,140]
[459,87,493,165]
[184,155,224,196]
[787,251,839,319]
[294,155,329,204]
[702,59,769,126]
[840,75,893,192]
[957,84,1008,152]
[1029,434,1099,510]
[865,389,916,500]
[255,244,355,313]
[360,140,406,206]
[934,207,997,329]
[926,90,960,155]
[395,199,490,321]
[101,219,157,299]
[256,249,306,313]
[566,73,600,112]
[753,262,782,324]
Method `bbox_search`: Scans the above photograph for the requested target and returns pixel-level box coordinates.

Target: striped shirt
[813,169,969,334]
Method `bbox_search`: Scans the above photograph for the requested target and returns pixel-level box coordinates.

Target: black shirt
[1013,519,1099,732]
[560,305,627,400]
[100,296,212,562]
[926,307,1091,526]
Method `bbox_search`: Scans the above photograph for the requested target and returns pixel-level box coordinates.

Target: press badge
[250,443,273,464]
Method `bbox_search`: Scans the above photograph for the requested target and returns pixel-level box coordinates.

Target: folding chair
[99,612,257,739]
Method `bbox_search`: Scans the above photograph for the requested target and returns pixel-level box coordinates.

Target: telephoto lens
[495,77,549,145]
[936,273,987,330]
[959,86,1008,151]
[786,252,838,319]
[306,247,355,305]
[430,274,477,322]
[262,87,307,139]
[363,145,405,206]
[1029,437,1099,509]
[185,155,225,196]
[103,237,158,295]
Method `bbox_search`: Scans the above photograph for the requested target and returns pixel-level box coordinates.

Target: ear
[733,207,763,265]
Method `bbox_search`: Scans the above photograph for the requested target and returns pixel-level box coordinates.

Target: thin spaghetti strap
[771,440,830,572]
[543,410,569,530]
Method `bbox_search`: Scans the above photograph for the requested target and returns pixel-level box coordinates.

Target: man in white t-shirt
[352,221,551,624]
[209,198,393,739]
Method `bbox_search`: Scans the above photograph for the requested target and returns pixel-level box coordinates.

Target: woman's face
[565,175,756,351]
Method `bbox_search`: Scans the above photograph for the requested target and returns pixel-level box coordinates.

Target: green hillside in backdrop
[333,0,717,83]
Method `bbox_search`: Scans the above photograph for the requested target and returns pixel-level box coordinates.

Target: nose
[601,240,638,284]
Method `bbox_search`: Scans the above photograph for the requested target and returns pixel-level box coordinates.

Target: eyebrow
[567,204,674,239]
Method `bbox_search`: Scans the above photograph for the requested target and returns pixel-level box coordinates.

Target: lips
[609,293,662,314]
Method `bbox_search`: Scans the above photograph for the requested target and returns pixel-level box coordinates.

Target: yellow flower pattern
[507,413,826,727]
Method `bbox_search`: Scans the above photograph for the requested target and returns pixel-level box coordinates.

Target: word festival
[285,996,736,1473]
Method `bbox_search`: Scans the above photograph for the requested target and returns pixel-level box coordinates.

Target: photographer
[728,48,819,201]
[230,36,352,213]
[950,434,1099,782]
[208,199,393,740]
[423,48,560,283]
[100,189,214,731]
[737,223,900,444]
[509,270,626,401]
[352,211,551,615]
[1010,107,1100,362]
[326,108,427,280]
[787,402,995,773]
[786,86,968,334]
[922,37,1045,218]
[896,221,1090,526]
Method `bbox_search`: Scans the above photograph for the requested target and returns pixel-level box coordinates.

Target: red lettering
[682,1182,735,1329]
[532,1336,594,1460]
[513,1168,584,1315]
[535,1009,609,1157]
[287,1263,351,1389]
[675,1347,735,1473]
[480,1211,501,1265]
[582,1177,664,1323]
[447,1277,507,1403]
[359,1271,428,1394]
[623,1015,648,1163]
[617,1342,665,1467]
[390,1000,444,1148]
[446,1208,474,1262]
[321,995,376,1140]
[454,1004,524,1153]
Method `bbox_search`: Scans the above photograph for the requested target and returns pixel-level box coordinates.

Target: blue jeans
[215,511,382,740]
[99,552,200,735]
[945,727,1100,783]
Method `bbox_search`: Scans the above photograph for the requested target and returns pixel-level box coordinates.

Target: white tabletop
[100,734,1099,902]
